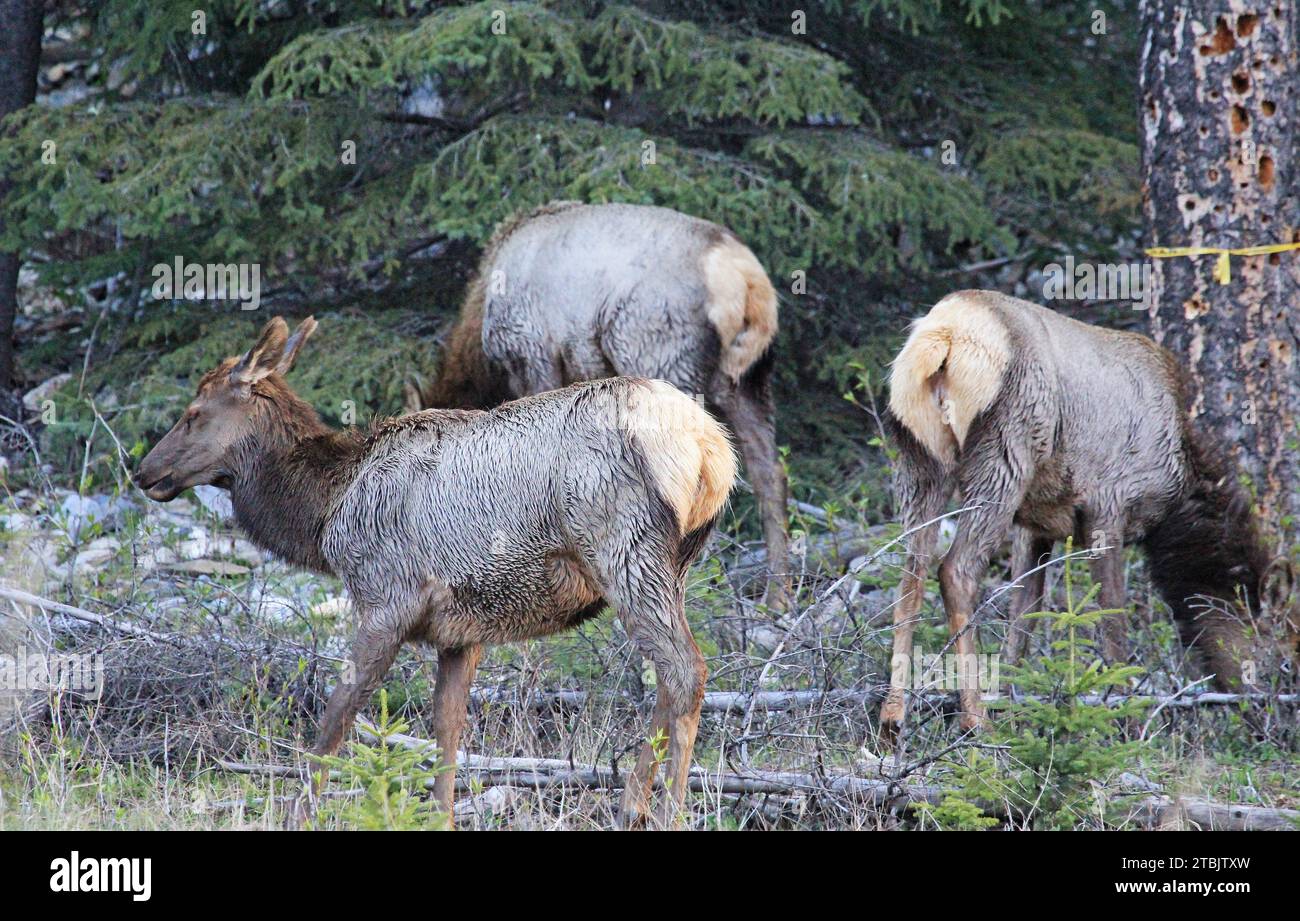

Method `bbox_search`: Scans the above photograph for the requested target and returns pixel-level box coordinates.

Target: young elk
[880,290,1296,735]
[407,201,791,608]
[136,316,736,828]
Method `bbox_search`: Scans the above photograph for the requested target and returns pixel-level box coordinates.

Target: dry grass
[1,467,1296,831]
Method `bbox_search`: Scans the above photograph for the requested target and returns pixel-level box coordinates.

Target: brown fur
[1141,364,1288,685]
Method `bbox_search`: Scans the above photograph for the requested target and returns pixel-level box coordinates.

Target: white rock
[230,540,264,566]
[73,538,118,567]
[59,493,134,539]
[192,485,233,519]
[138,546,180,569]
[176,536,210,560]
[0,510,33,532]
[254,593,299,623]
[311,595,350,619]
[22,373,73,412]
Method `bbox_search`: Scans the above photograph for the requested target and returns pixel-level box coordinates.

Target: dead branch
[217,745,1300,830]
[468,686,1298,714]
[0,584,182,645]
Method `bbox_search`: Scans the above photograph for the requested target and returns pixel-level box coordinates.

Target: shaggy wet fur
[415,200,791,606]
[138,318,737,827]
[880,290,1291,733]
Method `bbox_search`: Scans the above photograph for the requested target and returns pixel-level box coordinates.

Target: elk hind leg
[431,643,483,826]
[710,376,791,610]
[604,573,704,829]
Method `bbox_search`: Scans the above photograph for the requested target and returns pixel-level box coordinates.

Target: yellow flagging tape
[1145,242,1300,285]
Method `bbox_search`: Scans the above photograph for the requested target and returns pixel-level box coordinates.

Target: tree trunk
[0,0,44,391]
[1139,2,1299,544]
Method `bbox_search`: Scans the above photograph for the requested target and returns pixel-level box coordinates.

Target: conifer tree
[0,1,1142,473]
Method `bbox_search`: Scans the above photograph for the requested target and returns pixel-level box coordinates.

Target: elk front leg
[290,618,407,827]
[431,643,483,825]
[1001,531,1053,667]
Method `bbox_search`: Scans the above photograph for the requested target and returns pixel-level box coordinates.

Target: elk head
[135,316,318,501]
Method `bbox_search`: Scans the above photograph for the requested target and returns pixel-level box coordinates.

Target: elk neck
[226,383,365,574]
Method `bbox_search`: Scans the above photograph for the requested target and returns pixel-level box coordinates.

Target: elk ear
[275,316,318,376]
[231,317,290,386]
[1262,557,1296,611]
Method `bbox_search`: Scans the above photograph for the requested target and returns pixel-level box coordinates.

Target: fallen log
[217,750,1299,830]
[218,752,939,811]
[469,686,1298,714]
[1134,797,1300,832]
[729,522,893,584]
[0,584,182,645]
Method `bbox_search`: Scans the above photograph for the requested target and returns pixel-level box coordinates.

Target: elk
[407,201,791,607]
[136,316,737,828]
[880,290,1296,734]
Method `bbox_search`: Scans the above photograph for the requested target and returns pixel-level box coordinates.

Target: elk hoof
[619,806,649,831]
[879,691,906,743]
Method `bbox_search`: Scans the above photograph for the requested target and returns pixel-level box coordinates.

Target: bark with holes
[1139,1,1299,543]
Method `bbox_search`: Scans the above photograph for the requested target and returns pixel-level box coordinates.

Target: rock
[1,533,61,575]
[311,595,350,619]
[164,559,250,577]
[22,373,72,413]
[252,593,298,623]
[0,510,33,532]
[192,484,233,519]
[138,546,180,569]
[230,540,264,566]
[105,57,131,91]
[60,493,134,540]
[175,534,211,560]
[164,497,197,517]
[73,537,120,572]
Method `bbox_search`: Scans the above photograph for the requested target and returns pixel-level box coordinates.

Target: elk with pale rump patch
[136,316,736,828]
[880,290,1297,735]
[407,201,791,608]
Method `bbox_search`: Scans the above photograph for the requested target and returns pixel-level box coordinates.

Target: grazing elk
[407,201,791,607]
[136,316,737,828]
[880,290,1296,734]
